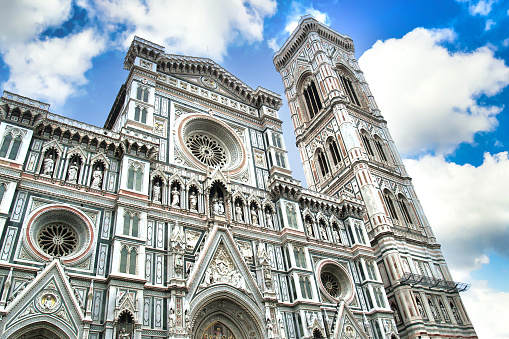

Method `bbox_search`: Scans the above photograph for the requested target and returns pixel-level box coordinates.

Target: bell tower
[274,16,476,339]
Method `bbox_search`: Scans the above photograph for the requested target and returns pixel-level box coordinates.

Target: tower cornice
[273,15,355,72]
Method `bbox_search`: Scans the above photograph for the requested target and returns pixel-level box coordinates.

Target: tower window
[316,149,329,177]
[340,75,360,106]
[374,137,388,162]
[361,132,375,157]
[327,137,342,166]
[302,79,322,119]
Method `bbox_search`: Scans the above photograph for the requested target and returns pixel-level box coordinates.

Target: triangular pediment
[332,301,369,339]
[2,260,85,338]
[187,225,262,303]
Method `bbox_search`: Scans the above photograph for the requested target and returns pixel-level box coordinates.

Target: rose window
[186,134,227,168]
[178,115,246,172]
[25,206,95,264]
[38,223,78,257]
[318,262,354,302]
[321,272,341,298]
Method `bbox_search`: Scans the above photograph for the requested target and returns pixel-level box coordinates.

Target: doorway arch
[7,321,71,339]
[191,292,264,339]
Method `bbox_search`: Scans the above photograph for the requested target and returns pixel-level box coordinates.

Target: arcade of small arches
[147,178,278,229]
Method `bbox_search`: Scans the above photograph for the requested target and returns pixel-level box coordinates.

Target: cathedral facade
[0,16,474,339]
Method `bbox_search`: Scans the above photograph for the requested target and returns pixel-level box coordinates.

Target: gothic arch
[6,321,72,339]
[190,287,265,339]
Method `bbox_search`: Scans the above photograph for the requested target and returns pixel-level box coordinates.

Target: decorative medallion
[37,290,61,313]
[201,76,217,89]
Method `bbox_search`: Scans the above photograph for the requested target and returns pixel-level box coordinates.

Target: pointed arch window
[316,149,329,177]
[327,137,342,166]
[302,79,322,119]
[360,132,375,157]
[382,190,399,222]
[0,132,23,160]
[120,245,138,275]
[339,74,360,106]
[134,106,147,124]
[374,137,388,162]
[136,85,149,103]
[127,162,144,192]
[123,212,140,237]
[397,195,417,227]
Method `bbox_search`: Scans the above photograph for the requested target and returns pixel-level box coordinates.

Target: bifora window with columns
[301,77,322,119]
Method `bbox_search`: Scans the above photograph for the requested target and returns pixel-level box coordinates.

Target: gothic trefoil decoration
[0,15,474,339]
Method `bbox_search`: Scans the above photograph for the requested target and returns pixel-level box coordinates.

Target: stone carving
[306,219,314,237]
[235,203,244,222]
[152,182,161,202]
[265,211,274,229]
[251,206,259,225]
[67,161,79,183]
[320,223,328,241]
[118,328,131,339]
[202,245,247,291]
[171,186,180,208]
[189,191,198,210]
[43,154,55,176]
[212,193,225,216]
[91,167,103,189]
[237,241,253,262]
[186,230,201,251]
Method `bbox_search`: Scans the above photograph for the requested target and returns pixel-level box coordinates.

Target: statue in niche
[306,219,314,237]
[231,270,247,290]
[152,182,161,202]
[265,211,274,229]
[212,193,224,216]
[43,154,55,176]
[189,191,198,210]
[67,161,79,183]
[320,223,328,241]
[118,328,131,339]
[333,226,341,242]
[91,166,103,189]
[251,206,259,225]
[235,203,244,222]
[171,186,180,207]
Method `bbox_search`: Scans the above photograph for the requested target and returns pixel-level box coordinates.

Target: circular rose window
[321,271,341,298]
[25,205,95,264]
[186,134,227,167]
[318,261,354,302]
[38,223,78,257]
[178,115,246,172]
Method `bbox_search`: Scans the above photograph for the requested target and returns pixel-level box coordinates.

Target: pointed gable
[2,260,85,338]
[187,225,262,303]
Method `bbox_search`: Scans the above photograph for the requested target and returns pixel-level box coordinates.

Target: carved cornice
[123,36,282,110]
[273,15,355,72]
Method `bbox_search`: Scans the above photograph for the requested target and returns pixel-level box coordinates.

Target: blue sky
[1,0,509,337]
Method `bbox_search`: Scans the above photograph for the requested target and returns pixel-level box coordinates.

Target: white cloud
[0,0,72,46]
[461,280,509,338]
[404,152,509,274]
[89,0,277,61]
[268,38,279,52]
[485,18,496,30]
[284,2,329,35]
[469,0,496,16]
[359,28,509,156]
[3,30,106,105]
